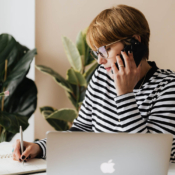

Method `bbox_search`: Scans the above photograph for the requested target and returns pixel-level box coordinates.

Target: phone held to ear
[111,37,148,73]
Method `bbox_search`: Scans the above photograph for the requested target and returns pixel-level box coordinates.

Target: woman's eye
[106,47,110,51]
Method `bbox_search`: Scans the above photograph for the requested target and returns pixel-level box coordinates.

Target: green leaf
[62,36,82,72]
[47,108,77,122]
[83,62,99,83]
[66,68,87,87]
[36,65,73,93]
[81,29,95,67]
[40,106,69,131]
[79,86,86,104]
[4,131,16,142]
[85,47,95,66]
[0,34,37,142]
[65,90,78,110]
[78,101,83,109]
[0,34,17,64]
[40,106,57,114]
[0,34,37,141]
[0,111,29,133]
[76,31,86,56]
[3,48,37,87]
[0,34,29,82]
[4,77,37,118]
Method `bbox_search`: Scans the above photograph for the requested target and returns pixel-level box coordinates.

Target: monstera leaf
[0,34,37,142]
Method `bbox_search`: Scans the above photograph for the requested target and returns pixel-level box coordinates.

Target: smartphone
[112,37,148,73]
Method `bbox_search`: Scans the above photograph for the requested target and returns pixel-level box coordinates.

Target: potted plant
[36,28,99,131]
[0,34,37,142]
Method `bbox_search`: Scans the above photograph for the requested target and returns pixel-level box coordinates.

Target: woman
[12,4,175,163]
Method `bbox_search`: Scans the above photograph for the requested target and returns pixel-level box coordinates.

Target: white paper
[0,142,46,175]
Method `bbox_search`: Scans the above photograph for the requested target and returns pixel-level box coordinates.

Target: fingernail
[26,157,29,159]
[19,158,22,162]
[24,160,27,162]
[29,155,31,159]
[22,155,25,160]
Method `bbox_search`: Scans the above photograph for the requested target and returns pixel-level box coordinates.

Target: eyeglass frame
[89,37,129,60]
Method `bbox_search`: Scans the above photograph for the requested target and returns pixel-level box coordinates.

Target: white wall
[0,0,35,142]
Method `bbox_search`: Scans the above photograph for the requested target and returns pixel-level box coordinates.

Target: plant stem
[76,85,80,111]
[71,92,76,100]
[0,59,8,139]
[0,128,6,143]
[1,59,8,112]
[80,86,86,93]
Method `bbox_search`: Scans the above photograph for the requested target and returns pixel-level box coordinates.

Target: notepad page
[0,142,46,175]
[0,142,13,157]
[0,158,46,175]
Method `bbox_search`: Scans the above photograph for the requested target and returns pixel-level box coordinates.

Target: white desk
[168,163,175,175]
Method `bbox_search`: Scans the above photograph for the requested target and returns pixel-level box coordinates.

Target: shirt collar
[134,61,159,89]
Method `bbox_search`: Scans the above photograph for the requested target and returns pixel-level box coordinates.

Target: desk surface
[26,173,46,175]
[28,163,175,175]
[168,163,175,175]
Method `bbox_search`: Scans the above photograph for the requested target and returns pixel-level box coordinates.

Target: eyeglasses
[89,40,123,60]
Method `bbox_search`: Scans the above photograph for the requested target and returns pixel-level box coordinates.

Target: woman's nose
[98,55,107,65]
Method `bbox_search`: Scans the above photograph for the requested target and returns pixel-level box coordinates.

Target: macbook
[46,132,172,175]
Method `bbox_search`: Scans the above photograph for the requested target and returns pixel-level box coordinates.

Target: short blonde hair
[86,4,150,60]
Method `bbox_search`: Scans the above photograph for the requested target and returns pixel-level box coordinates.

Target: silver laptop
[46,132,173,175]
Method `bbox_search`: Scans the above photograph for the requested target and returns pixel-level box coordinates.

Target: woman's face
[97,41,125,72]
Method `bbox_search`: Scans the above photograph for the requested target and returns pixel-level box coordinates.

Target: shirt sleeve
[34,138,47,159]
[114,78,175,162]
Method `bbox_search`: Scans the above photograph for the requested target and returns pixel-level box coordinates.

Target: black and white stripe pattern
[35,138,47,159]
[35,61,175,162]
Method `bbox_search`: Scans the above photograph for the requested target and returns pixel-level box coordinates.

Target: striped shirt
[35,61,175,163]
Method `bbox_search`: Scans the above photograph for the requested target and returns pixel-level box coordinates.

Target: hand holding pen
[12,134,44,162]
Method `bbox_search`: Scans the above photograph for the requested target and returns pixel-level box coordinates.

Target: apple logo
[100,159,115,173]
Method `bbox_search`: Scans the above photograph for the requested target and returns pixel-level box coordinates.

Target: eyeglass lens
[90,46,108,60]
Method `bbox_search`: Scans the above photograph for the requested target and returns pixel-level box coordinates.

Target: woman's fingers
[116,54,125,69]
[12,151,22,162]
[12,139,30,162]
[21,146,32,161]
[12,140,43,162]
[121,50,136,69]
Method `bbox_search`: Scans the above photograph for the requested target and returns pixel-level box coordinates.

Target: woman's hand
[12,139,43,162]
[110,50,142,96]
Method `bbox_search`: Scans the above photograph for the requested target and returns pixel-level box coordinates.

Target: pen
[20,126,24,165]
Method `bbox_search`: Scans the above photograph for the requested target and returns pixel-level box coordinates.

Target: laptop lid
[46,132,172,175]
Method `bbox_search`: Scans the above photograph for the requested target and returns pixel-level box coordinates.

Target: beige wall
[35,0,175,139]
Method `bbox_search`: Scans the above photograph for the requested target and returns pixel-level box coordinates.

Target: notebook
[0,142,46,175]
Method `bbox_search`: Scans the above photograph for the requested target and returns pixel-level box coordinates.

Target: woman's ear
[132,35,141,42]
